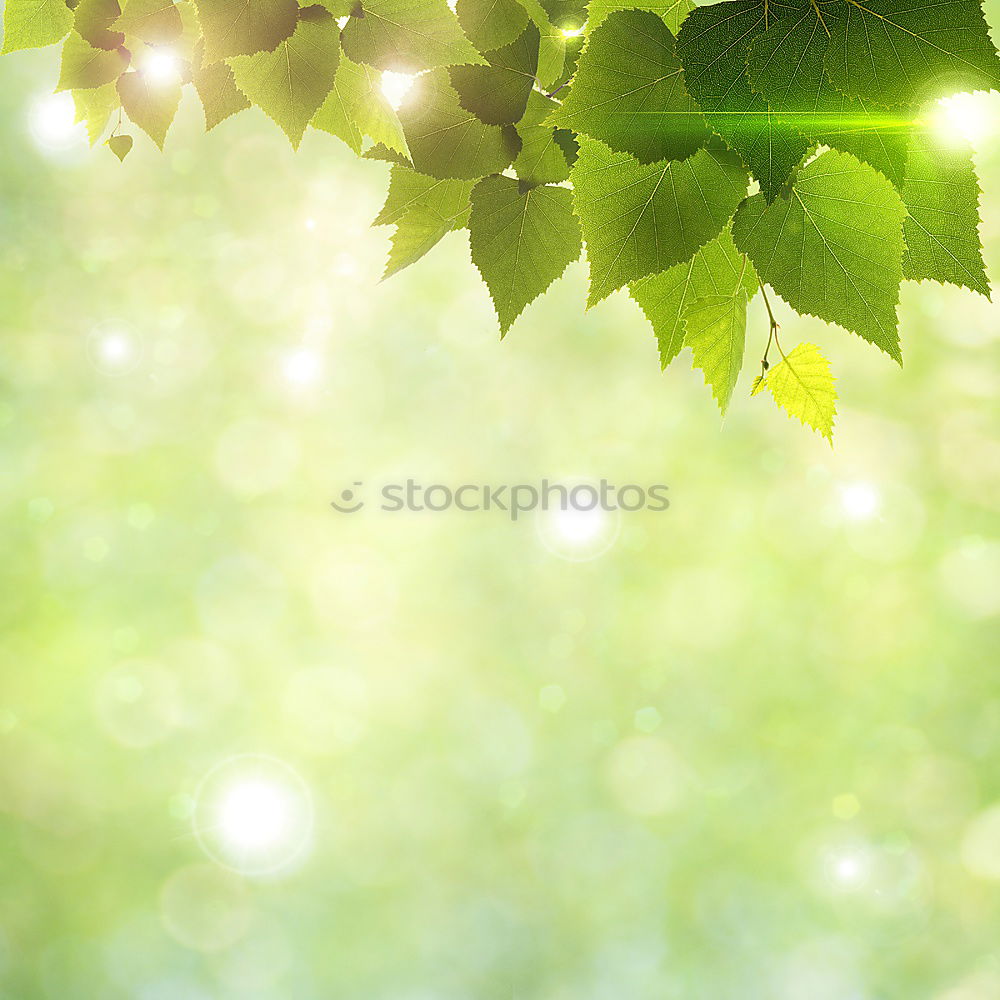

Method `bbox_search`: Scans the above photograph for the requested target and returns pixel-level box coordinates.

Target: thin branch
[758,277,780,373]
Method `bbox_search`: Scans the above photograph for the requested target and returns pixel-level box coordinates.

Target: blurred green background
[2,14,1000,998]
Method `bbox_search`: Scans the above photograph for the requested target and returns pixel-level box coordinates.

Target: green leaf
[537,0,583,30]
[758,341,837,441]
[350,61,409,155]
[449,22,538,126]
[586,0,692,34]
[192,43,250,129]
[826,0,1000,108]
[114,0,183,44]
[313,0,354,13]
[2,0,74,54]
[630,226,757,369]
[311,58,364,152]
[173,0,203,60]
[540,25,582,91]
[117,67,181,146]
[364,142,412,165]
[547,9,708,164]
[571,139,749,306]
[374,164,473,227]
[469,174,582,333]
[106,131,133,158]
[192,0,298,63]
[676,0,810,201]
[745,4,913,189]
[397,68,521,179]
[385,204,468,278]
[750,373,766,396]
[72,79,121,141]
[57,30,130,90]
[535,21,568,90]
[313,55,409,155]
[902,134,991,298]
[733,148,907,361]
[341,0,483,72]
[685,291,749,414]
[513,89,571,185]
[74,0,124,50]
[454,0,528,52]
[228,7,340,148]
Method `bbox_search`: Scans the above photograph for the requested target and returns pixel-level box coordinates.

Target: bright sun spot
[934,92,996,146]
[29,93,86,152]
[552,506,606,545]
[88,326,141,375]
[561,25,585,37]
[216,778,290,852]
[282,348,324,386]
[839,481,880,521]
[381,71,416,111]
[193,755,313,876]
[142,48,181,85]
[834,854,863,883]
[536,480,621,561]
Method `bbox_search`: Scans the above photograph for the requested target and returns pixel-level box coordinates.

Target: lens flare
[839,481,880,521]
[282,348,324,386]
[535,478,621,561]
[381,71,416,110]
[141,49,182,85]
[87,325,142,375]
[193,754,313,876]
[29,93,86,153]
[934,92,996,146]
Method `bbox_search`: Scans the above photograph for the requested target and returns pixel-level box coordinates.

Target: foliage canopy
[4,0,999,439]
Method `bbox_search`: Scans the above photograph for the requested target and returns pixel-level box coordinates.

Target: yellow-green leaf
[192,0,297,63]
[117,68,181,146]
[114,0,183,43]
[74,0,124,50]
[2,0,74,54]
[192,42,250,128]
[72,79,121,142]
[57,30,130,90]
[228,7,339,148]
[760,342,837,442]
[107,132,133,158]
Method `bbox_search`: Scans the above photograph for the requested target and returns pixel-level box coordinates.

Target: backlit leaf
[549,9,708,163]
[469,174,582,333]
[631,227,757,369]
[397,68,521,179]
[902,134,991,298]
[572,139,748,305]
[341,0,483,72]
[733,149,907,360]
[57,30,130,90]
[117,67,181,146]
[759,341,837,441]
[2,0,74,54]
[192,0,297,63]
[228,6,340,148]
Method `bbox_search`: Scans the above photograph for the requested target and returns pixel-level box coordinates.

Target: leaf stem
[758,278,780,373]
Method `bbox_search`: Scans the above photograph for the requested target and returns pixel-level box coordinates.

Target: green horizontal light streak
[612,111,927,132]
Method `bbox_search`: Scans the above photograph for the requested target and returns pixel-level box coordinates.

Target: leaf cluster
[4,0,999,438]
